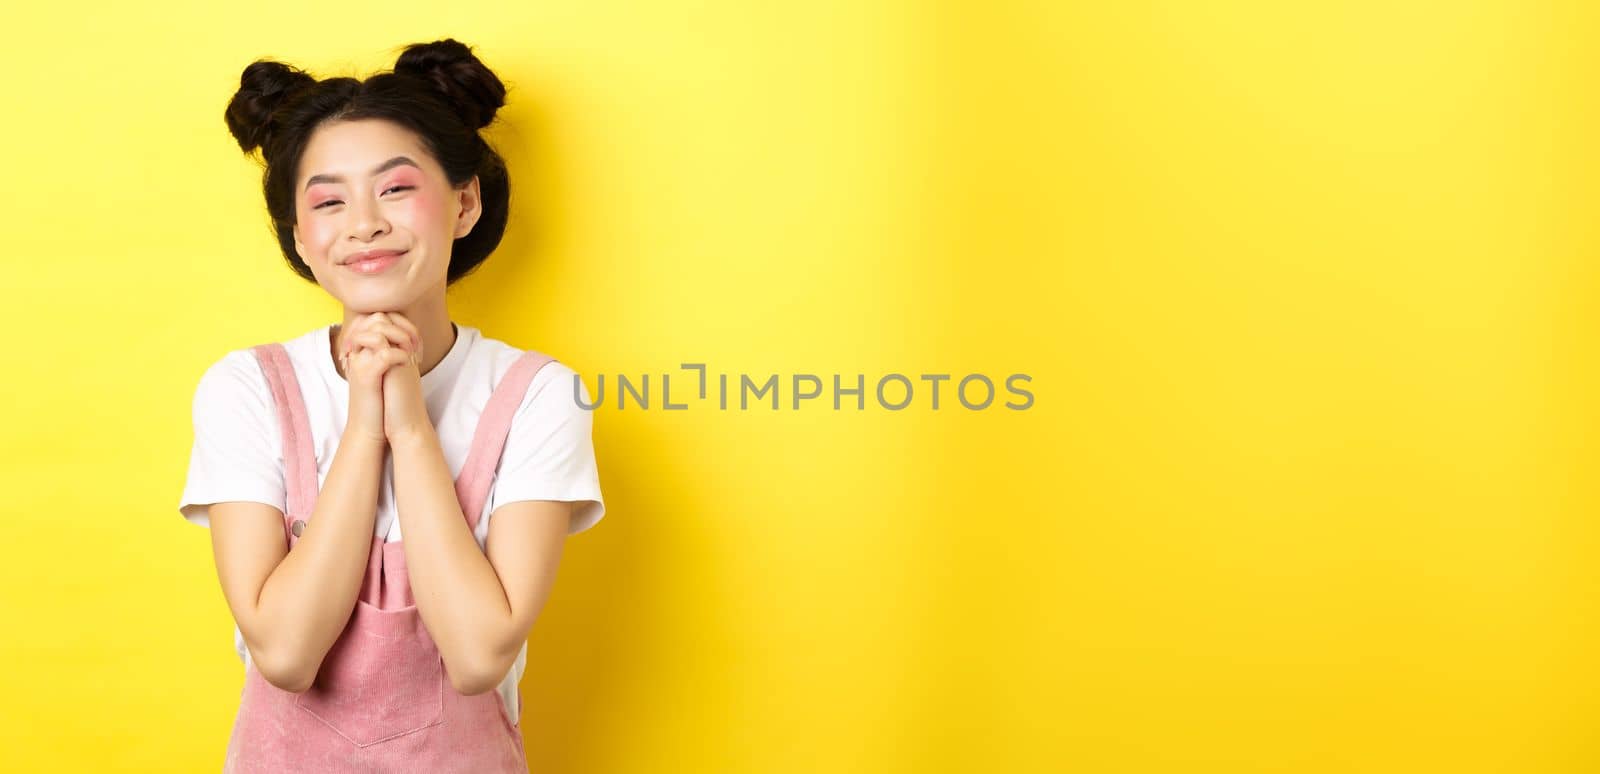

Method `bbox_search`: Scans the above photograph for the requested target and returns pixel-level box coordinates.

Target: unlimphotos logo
[573,364,1034,411]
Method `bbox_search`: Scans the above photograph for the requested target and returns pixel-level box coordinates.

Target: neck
[333,291,457,378]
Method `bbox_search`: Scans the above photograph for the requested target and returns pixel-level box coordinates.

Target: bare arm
[207,428,386,692]
[390,427,569,695]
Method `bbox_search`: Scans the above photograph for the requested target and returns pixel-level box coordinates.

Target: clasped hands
[337,311,432,445]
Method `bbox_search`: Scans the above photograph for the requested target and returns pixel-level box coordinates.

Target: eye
[310,186,409,211]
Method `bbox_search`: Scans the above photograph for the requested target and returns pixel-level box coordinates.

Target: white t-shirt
[177,322,605,725]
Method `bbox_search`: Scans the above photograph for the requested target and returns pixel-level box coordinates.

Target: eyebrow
[303,156,421,191]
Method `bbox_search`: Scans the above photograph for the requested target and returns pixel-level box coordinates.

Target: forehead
[298,119,436,184]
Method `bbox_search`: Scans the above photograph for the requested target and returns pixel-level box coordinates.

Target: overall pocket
[294,601,444,746]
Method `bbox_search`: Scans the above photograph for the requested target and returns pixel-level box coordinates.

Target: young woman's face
[291,119,480,312]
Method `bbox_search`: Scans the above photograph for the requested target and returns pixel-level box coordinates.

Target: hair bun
[393,39,506,130]
[224,60,316,155]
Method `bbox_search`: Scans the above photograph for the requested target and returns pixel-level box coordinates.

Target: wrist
[387,425,437,453]
[341,424,389,449]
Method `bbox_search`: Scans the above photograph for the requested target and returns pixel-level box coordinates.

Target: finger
[353,330,393,349]
[345,331,395,355]
[337,316,380,352]
[385,314,421,352]
[351,347,411,376]
[365,320,418,353]
[346,312,396,338]
[349,312,418,347]
[346,313,380,334]
[348,345,383,366]
[376,346,416,372]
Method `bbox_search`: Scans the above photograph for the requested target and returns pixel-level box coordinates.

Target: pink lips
[343,250,405,275]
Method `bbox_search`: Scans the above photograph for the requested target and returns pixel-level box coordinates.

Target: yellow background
[1,1,1593,771]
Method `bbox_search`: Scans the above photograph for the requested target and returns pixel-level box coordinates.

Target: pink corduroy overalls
[221,340,556,773]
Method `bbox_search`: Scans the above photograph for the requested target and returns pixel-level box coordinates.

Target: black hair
[223,38,510,285]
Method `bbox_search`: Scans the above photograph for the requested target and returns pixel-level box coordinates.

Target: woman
[178,38,605,772]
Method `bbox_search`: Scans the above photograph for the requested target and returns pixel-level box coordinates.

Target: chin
[340,286,417,313]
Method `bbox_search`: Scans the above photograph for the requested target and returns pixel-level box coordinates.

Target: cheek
[298,217,340,253]
[404,190,449,238]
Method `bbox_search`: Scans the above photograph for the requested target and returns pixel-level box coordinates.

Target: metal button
[290,519,306,537]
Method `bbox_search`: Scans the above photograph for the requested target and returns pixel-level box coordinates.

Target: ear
[292,222,308,262]
[452,176,483,239]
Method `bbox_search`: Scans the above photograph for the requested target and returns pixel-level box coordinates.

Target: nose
[346,194,390,242]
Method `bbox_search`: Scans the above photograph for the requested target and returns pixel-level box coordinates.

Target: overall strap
[250,343,319,543]
[455,350,558,533]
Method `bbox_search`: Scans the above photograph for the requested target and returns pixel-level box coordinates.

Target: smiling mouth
[343,250,406,274]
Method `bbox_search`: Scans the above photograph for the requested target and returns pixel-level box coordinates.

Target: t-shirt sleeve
[487,360,606,536]
[177,350,286,527]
